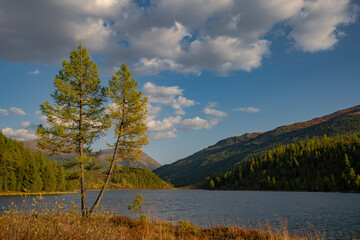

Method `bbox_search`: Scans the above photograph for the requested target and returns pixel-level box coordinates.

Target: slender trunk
[79,48,87,217]
[89,91,127,216]
[80,143,87,217]
[88,128,122,216]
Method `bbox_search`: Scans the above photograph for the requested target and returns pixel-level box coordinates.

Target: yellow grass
[0,191,77,196]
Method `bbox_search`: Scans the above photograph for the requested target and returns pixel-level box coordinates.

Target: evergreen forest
[204,134,360,192]
[109,166,172,189]
[0,132,69,192]
[0,132,170,193]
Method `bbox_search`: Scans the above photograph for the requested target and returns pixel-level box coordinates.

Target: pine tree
[89,63,148,216]
[36,44,109,216]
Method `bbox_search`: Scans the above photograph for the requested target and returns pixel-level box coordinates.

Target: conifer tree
[89,63,148,216]
[36,44,109,216]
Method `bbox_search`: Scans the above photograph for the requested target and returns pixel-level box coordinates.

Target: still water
[1,190,359,239]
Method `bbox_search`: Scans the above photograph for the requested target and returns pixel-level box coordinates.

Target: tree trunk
[79,49,87,217]
[88,132,122,216]
[88,95,126,216]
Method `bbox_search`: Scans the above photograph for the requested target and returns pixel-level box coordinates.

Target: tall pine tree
[36,44,109,216]
[89,63,148,216]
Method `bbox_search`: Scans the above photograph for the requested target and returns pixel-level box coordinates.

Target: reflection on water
[1,190,359,239]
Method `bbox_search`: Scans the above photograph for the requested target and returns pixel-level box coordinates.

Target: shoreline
[0,191,78,196]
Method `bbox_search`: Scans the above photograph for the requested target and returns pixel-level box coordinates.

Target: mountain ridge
[20,140,161,171]
[154,105,360,186]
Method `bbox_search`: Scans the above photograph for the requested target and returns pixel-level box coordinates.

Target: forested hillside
[108,166,173,189]
[204,134,360,192]
[0,132,70,192]
[154,105,360,186]
[0,132,169,192]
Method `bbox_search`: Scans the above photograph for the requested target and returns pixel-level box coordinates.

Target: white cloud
[134,58,200,76]
[142,82,195,114]
[233,106,260,113]
[147,116,182,132]
[60,0,129,16]
[288,0,356,52]
[171,96,195,110]
[188,37,270,75]
[174,109,186,116]
[150,131,177,140]
[74,18,115,52]
[2,127,36,140]
[0,0,356,74]
[180,117,212,130]
[147,115,222,140]
[0,108,9,116]
[143,84,226,140]
[132,22,189,58]
[143,82,183,103]
[28,69,40,75]
[147,103,162,121]
[21,121,31,128]
[10,107,26,115]
[21,121,37,130]
[203,102,227,118]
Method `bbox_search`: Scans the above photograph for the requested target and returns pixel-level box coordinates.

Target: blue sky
[0,0,359,165]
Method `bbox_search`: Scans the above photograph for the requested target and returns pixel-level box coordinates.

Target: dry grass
[0,197,357,240]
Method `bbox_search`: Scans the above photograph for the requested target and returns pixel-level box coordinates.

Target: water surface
[1,190,359,239]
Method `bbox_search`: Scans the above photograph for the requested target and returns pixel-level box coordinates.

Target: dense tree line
[110,166,172,189]
[204,134,360,192]
[0,132,72,192]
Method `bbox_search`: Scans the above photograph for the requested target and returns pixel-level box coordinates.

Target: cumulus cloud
[74,18,115,52]
[0,108,9,116]
[28,69,40,75]
[21,121,38,131]
[146,115,220,140]
[150,131,177,140]
[142,82,195,115]
[2,127,36,140]
[134,58,200,75]
[233,106,260,113]
[288,0,357,52]
[142,83,225,140]
[10,107,26,115]
[0,0,356,74]
[203,102,227,118]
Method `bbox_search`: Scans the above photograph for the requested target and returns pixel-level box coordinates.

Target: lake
[1,190,359,239]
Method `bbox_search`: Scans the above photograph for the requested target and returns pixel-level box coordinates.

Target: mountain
[20,140,161,171]
[204,133,360,192]
[154,105,360,187]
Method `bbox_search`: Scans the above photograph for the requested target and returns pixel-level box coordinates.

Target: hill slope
[105,166,173,189]
[204,134,360,192]
[0,132,68,192]
[21,140,161,171]
[154,105,360,187]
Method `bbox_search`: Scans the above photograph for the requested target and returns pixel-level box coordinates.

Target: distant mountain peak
[19,140,161,171]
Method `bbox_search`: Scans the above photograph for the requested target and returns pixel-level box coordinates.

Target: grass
[0,213,314,240]
[0,191,77,196]
[0,196,358,240]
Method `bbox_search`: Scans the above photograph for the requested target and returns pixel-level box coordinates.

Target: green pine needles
[36,44,148,217]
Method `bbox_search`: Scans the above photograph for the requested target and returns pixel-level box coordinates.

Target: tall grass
[0,196,357,240]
